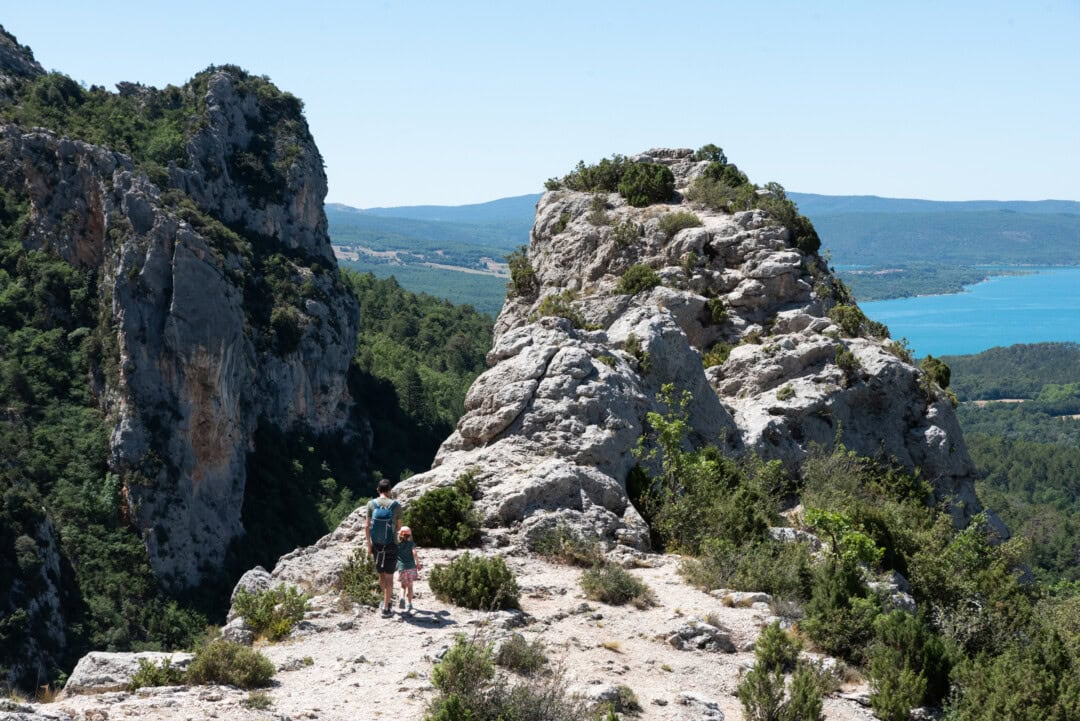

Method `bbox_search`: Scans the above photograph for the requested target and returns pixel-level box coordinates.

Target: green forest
[838,264,1025,302]
[943,343,1080,583]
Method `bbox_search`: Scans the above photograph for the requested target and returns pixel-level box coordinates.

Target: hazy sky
[4,1,1078,207]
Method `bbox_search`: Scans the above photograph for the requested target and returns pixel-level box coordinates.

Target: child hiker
[396,526,421,612]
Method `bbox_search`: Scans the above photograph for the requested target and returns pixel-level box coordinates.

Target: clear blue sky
[4,1,1078,207]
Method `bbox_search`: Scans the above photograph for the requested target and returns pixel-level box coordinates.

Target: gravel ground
[14,549,878,721]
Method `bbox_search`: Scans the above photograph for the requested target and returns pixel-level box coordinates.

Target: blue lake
[860,267,1080,357]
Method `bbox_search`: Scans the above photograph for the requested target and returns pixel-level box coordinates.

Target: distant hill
[788,193,1080,216]
[330,193,541,225]
[326,191,1080,308]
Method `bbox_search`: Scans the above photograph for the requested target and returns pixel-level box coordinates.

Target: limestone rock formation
[397,148,982,545]
[0,68,361,588]
[0,25,44,99]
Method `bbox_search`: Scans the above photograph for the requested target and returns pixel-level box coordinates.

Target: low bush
[403,485,480,548]
[867,610,951,717]
[429,552,520,610]
[616,264,661,295]
[534,290,587,329]
[755,620,803,672]
[658,210,702,239]
[705,297,727,324]
[127,657,186,691]
[617,162,675,207]
[530,525,603,567]
[801,559,881,665]
[425,635,591,721]
[186,638,275,689]
[495,634,548,675]
[834,344,862,381]
[738,658,823,721]
[828,304,889,339]
[617,684,642,713]
[580,563,656,608]
[610,217,642,246]
[702,343,733,368]
[337,547,381,607]
[232,584,308,641]
[587,194,610,226]
[506,245,538,298]
[680,538,814,600]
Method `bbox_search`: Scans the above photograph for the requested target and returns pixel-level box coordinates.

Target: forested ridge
[942,343,1080,584]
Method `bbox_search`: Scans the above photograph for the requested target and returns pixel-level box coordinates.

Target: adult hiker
[365,478,402,616]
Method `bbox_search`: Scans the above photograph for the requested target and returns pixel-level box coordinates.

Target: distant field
[338,257,507,316]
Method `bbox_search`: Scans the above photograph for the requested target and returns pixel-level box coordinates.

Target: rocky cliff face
[397,148,981,544]
[0,58,360,588]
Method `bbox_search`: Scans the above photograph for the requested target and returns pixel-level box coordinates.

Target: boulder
[64,651,193,695]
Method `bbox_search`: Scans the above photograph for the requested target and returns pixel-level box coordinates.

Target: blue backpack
[369,499,398,545]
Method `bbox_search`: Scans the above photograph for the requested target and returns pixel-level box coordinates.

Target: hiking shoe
[382,605,392,617]
[399,597,406,609]
[406,602,413,612]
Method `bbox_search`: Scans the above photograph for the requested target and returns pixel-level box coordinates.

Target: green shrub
[337,547,381,607]
[705,298,727,324]
[867,610,951,714]
[617,162,675,207]
[945,626,1080,721]
[784,663,825,721]
[186,638,275,689]
[553,211,571,234]
[919,354,951,389]
[693,144,727,163]
[587,194,610,226]
[425,635,592,721]
[232,585,308,641]
[616,684,642,713]
[616,264,661,295]
[680,538,814,600]
[702,343,733,368]
[739,624,824,721]
[533,290,587,329]
[433,634,495,700]
[657,211,702,239]
[495,634,548,675]
[551,156,628,193]
[403,486,481,548]
[777,384,795,401]
[506,246,538,298]
[828,304,889,339]
[611,217,642,246]
[755,621,803,672]
[801,559,881,664]
[623,333,652,373]
[243,691,274,710]
[579,563,655,608]
[530,525,604,567]
[429,553,520,610]
[834,344,862,381]
[127,657,186,691]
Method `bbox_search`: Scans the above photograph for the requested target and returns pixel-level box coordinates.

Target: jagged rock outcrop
[0,26,44,99]
[0,67,361,588]
[397,148,982,545]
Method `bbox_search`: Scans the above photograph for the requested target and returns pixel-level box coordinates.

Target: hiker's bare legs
[380,572,393,609]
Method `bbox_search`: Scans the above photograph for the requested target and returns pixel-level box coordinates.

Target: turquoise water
[860,267,1080,357]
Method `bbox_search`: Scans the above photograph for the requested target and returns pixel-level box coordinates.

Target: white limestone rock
[64,651,193,695]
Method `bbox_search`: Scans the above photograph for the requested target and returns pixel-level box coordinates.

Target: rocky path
[11,549,877,721]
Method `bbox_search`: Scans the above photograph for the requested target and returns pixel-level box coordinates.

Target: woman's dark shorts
[371,543,398,574]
